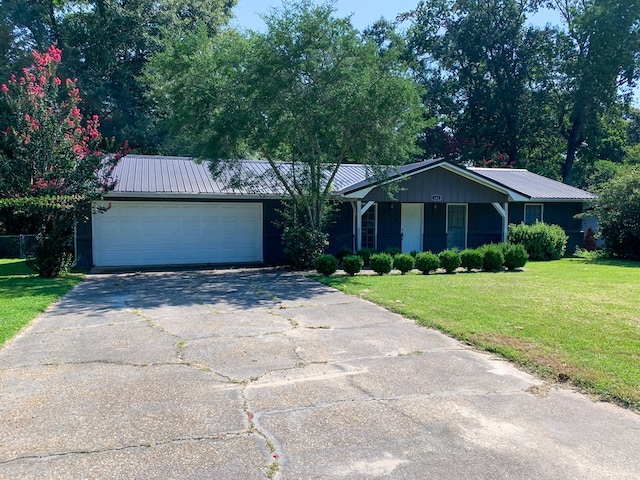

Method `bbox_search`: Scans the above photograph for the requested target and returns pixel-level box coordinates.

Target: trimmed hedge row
[314,243,529,276]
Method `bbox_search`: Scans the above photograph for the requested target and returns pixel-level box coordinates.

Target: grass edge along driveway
[316,258,640,412]
[0,259,83,347]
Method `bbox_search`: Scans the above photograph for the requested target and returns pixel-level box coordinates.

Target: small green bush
[342,255,364,276]
[415,251,440,274]
[357,248,377,266]
[335,246,353,263]
[460,248,484,271]
[438,249,461,273]
[314,254,338,276]
[393,253,415,274]
[384,246,402,257]
[508,222,568,260]
[370,253,394,275]
[481,244,505,271]
[503,243,528,270]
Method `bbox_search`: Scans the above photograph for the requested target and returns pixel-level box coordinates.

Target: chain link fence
[0,235,37,258]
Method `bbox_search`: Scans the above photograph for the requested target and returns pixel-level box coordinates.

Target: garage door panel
[93,201,263,267]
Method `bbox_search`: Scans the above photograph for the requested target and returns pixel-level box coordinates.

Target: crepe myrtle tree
[0,46,128,277]
[147,0,425,268]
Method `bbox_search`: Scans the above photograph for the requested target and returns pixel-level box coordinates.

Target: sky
[230,0,562,32]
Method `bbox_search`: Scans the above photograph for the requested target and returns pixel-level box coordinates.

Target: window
[524,204,543,224]
[361,207,376,250]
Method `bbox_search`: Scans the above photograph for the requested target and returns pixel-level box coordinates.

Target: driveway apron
[1,269,639,479]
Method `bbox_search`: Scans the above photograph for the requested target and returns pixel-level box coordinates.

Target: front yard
[0,259,83,347]
[317,258,640,411]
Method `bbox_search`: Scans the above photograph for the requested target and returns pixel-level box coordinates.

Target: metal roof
[468,168,596,201]
[108,155,594,201]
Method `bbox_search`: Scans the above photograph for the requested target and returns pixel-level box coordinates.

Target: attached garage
[92,201,263,267]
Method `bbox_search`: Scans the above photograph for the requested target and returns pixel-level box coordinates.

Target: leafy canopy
[147,0,425,265]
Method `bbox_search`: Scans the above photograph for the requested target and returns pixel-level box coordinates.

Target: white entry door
[401,203,423,253]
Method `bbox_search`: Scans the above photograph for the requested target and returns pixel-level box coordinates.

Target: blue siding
[468,204,502,248]
[377,203,401,251]
[424,203,447,253]
[262,200,287,265]
[327,203,355,254]
[508,202,585,256]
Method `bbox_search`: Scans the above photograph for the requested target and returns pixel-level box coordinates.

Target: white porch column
[355,201,375,252]
[492,202,509,242]
[355,201,362,252]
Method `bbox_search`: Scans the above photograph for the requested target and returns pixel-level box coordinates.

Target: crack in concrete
[0,431,252,466]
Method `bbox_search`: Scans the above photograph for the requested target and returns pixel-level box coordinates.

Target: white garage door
[92,201,263,267]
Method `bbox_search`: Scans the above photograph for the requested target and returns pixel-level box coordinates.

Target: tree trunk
[562,118,583,185]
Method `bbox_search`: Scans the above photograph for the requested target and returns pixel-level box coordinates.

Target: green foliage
[415,251,440,274]
[480,244,505,271]
[370,253,394,275]
[146,1,424,246]
[405,0,559,167]
[460,248,484,271]
[342,255,364,276]
[1,0,237,151]
[438,249,461,273]
[314,254,338,277]
[357,248,377,266]
[592,168,640,259]
[335,246,353,263]
[393,253,415,274]
[503,243,528,270]
[384,246,402,257]
[508,222,568,261]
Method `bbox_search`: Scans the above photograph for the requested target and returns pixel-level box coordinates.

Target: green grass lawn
[316,258,640,410]
[0,259,83,347]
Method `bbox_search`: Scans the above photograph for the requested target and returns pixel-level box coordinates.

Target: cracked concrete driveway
[1,269,639,479]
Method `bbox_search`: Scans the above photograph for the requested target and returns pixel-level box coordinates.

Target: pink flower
[53,77,61,85]
[1,84,8,93]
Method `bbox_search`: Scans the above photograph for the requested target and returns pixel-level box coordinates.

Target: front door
[401,203,423,253]
[446,204,467,250]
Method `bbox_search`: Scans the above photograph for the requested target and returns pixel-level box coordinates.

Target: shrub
[481,244,505,271]
[591,167,640,259]
[357,248,377,266]
[415,251,440,274]
[503,243,528,270]
[583,227,597,252]
[335,245,353,263]
[370,253,393,275]
[314,254,338,276]
[384,246,402,257]
[460,248,484,271]
[27,232,74,278]
[438,249,461,273]
[342,255,364,276]
[508,222,568,260]
[393,253,415,274]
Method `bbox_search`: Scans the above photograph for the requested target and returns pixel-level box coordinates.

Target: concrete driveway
[1,269,639,479]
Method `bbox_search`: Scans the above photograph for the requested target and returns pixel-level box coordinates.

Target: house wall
[363,168,509,204]
[326,203,355,254]
[75,213,93,270]
[377,203,402,251]
[508,202,585,255]
[468,204,503,248]
[424,202,447,253]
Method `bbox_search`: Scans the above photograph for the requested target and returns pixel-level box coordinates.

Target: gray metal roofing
[469,168,596,200]
[109,155,594,201]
